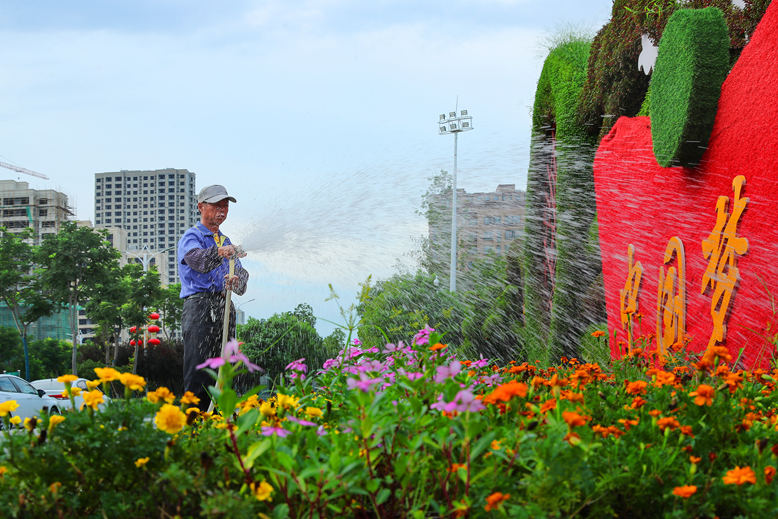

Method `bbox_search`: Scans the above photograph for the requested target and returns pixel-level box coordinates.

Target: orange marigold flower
[631,397,647,409]
[430,343,447,351]
[672,485,697,498]
[724,372,744,394]
[689,384,715,406]
[648,409,662,418]
[680,425,694,438]
[449,463,466,473]
[722,466,756,485]
[547,374,568,388]
[559,390,585,403]
[625,380,648,395]
[618,418,639,431]
[484,492,510,511]
[562,411,589,429]
[531,376,546,390]
[690,456,701,464]
[563,431,581,446]
[654,371,676,388]
[483,381,529,405]
[591,330,606,338]
[657,417,680,432]
[765,466,776,484]
[539,398,557,414]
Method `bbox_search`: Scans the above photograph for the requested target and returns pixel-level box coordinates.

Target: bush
[650,7,730,167]
[1,328,778,518]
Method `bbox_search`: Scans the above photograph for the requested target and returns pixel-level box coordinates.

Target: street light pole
[438,108,474,292]
[127,245,176,272]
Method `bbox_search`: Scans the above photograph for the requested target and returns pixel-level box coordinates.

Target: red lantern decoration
[148,338,161,346]
[129,326,137,334]
[130,340,136,346]
[148,312,160,320]
[137,340,143,346]
[147,325,160,333]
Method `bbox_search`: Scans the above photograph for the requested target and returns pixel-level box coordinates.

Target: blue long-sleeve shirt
[177,222,248,298]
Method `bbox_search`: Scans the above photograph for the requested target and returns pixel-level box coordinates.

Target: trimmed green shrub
[525,37,603,363]
[651,7,730,167]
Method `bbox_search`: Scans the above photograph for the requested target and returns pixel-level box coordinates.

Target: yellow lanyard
[213,233,225,247]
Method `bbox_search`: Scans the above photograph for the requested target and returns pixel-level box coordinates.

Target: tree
[157,283,184,340]
[292,303,316,328]
[357,271,468,350]
[322,328,346,358]
[35,222,121,376]
[239,309,324,381]
[85,262,132,365]
[0,325,23,373]
[119,264,163,374]
[0,227,55,380]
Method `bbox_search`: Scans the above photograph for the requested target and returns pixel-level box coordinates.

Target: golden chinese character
[701,175,749,349]
[620,244,643,349]
[656,237,685,357]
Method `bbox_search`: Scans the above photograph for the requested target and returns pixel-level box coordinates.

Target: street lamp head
[440,114,446,121]
[461,110,468,116]
[449,111,456,118]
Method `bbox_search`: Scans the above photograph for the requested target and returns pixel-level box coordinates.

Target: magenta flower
[413,325,435,346]
[261,426,291,437]
[196,357,226,370]
[433,361,462,384]
[286,358,308,373]
[346,373,383,392]
[286,415,316,427]
[316,425,327,436]
[430,389,485,413]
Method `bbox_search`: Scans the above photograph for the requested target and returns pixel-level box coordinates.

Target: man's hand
[224,274,241,291]
[218,245,247,259]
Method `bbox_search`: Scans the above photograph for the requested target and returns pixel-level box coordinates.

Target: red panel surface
[593,1,778,367]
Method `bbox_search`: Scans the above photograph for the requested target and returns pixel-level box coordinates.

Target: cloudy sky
[0,0,615,335]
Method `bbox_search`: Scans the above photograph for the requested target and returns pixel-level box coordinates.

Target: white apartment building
[94,168,198,286]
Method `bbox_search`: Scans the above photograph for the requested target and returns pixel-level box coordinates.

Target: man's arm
[233,266,249,296]
[183,246,222,273]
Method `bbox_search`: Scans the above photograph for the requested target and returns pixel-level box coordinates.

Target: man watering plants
[178,184,249,404]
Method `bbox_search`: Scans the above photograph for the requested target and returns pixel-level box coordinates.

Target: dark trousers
[182,294,236,406]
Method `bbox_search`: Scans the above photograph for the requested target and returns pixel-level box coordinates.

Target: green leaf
[272,504,290,519]
[275,451,295,471]
[469,431,497,462]
[243,439,272,470]
[365,479,379,493]
[235,409,259,437]
[376,488,391,505]
[218,389,238,416]
[394,454,409,479]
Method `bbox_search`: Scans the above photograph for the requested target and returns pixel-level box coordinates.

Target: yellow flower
[180,391,200,405]
[250,481,274,502]
[69,387,82,397]
[135,457,150,468]
[0,400,19,417]
[23,417,35,431]
[48,415,66,433]
[9,416,21,425]
[0,466,6,477]
[154,404,187,434]
[276,393,299,410]
[147,387,175,405]
[304,407,324,419]
[81,390,105,411]
[119,373,147,391]
[57,375,78,384]
[259,400,277,417]
[94,367,121,382]
[86,380,101,390]
[491,440,501,450]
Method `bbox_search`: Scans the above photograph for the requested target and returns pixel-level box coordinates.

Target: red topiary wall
[593,1,778,367]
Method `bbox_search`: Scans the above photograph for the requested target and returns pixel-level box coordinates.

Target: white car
[31,377,111,411]
[0,374,61,426]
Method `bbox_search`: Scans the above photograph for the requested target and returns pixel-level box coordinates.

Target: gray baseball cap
[198,185,237,204]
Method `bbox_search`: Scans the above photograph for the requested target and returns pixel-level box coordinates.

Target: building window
[505,230,517,239]
[483,231,493,241]
[38,208,47,216]
[38,198,48,205]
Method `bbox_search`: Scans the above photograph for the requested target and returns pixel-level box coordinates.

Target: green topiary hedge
[651,7,730,167]
[525,37,603,363]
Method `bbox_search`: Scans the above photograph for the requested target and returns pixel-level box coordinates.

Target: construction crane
[0,160,49,180]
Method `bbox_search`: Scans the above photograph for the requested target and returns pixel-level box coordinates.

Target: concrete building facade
[429,184,526,266]
[93,168,198,286]
[0,180,72,244]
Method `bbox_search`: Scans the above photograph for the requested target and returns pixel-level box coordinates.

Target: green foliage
[3,327,778,517]
[156,283,184,339]
[651,7,730,167]
[0,325,23,372]
[575,0,771,140]
[526,35,603,363]
[357,271,467,349]
[35,222,121,376]
[239,308,325,381]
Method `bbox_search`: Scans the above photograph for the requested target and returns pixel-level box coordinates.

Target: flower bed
[1,329,777,518]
